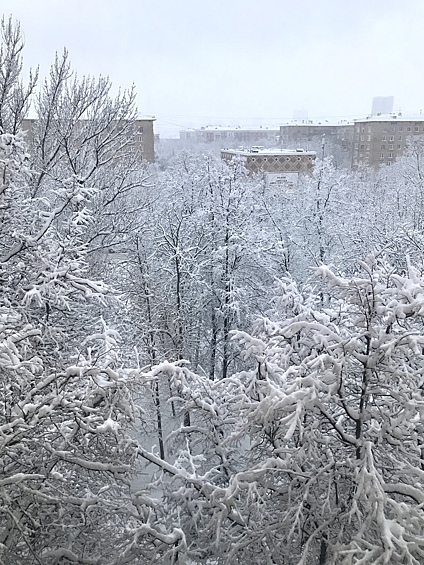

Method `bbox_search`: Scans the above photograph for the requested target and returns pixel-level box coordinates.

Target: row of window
[356,152,395,160]
[359,135,404,142]
[250,156,313,162]
[356,143,401,150]
[355,143,402,151]
[382,135,402,141]
[356,125,422,135]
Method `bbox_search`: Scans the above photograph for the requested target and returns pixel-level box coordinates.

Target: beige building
[221,147,316,187]
[352,114,424,168]
[181,125,279,144]
[21,116,156,163]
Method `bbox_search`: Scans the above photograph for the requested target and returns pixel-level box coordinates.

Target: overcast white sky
[2,0,424,137]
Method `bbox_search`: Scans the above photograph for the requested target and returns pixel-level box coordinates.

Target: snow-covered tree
[137,254,424,564]
[0,125,142,564]
[0,17,37,135]
[122,152,285,376]
[233,255,424,563]
[0,20,153,564]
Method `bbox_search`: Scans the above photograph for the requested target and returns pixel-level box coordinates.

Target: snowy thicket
[139,256,424,564]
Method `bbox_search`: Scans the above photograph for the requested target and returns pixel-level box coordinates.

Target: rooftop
[181,125,280,132]
[355,113,424,123]
[222,147,316,156]
[280,119,353,127]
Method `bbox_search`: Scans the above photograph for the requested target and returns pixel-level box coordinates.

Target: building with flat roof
[279,120,354,167]
[221,147,316,187]
[352,114,424,168]
[180,125,279,145]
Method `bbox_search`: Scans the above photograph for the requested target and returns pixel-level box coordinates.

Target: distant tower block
[371,96,394,116]
[293,109,309,121]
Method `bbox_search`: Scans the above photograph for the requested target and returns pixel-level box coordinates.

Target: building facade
[180,125,279,145]
[133,118,155,162]
[279,120,354,165]
[351,114,424,168]
[221,147,316,187]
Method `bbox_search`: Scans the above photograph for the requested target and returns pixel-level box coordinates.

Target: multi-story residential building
[21,116,156,163]
[180,125,279,145]
[351,114,424,168]
[134,117,155,162]
[221,147,316,187]
[279,120,354,166]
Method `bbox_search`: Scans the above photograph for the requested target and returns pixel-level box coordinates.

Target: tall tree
[0,20,154,564]
[0,17,37,135]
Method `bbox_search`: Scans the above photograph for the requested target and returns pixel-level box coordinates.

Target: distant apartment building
[221,147,316,187]
[180,125,279,144]
[135,118,155,162]
[21,116,156,163]
[279,120,354,165]
[351,114,424,168]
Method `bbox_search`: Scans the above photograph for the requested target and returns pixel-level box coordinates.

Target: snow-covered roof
[280,119,353,127]
[221,147,316,157]
[181,125,279,133]
[355,113,424,123]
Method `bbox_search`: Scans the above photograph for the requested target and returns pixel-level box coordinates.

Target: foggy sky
[2,0,424,137]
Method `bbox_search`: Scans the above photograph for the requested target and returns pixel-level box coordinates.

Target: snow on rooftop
[180,125,280,132]
[355,113,424,123]
[203,125,279,131]
[280,119,353,127]
[221,147,316,156]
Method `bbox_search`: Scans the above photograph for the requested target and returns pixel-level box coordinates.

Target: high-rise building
[371,96,394,117]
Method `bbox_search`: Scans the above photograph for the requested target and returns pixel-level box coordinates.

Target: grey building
[133,117,156,163]
[352,114,424,168]
[279,120,354,166]
[180,125,279,145]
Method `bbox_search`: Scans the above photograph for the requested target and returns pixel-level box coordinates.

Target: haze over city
[2,0,424,137]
